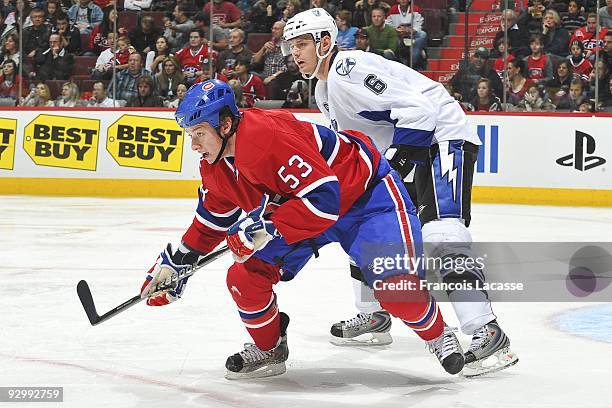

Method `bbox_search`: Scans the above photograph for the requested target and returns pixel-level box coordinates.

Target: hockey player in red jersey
[139,79,465,379]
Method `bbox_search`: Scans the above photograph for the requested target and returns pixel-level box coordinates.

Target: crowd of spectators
[450,0,612,112]
[0,0,435,108]
[0,0,610,111]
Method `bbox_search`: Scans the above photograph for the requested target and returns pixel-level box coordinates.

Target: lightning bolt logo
[439,144,459,202]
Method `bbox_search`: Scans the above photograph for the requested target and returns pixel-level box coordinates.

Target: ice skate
[427,326,465,375]
[225,312,290,380]
[330,311,393,346]
[462,320,519,378]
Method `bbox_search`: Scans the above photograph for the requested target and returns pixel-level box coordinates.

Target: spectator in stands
[45,0,61,25]
[0,32,20,66]
[167,83,187,108]
[354,27,382,56]
[0,60,20,105]
[353,0,390,29]
[87,81,117,107]
[568,40,593,81]
[87,8,127,55]
[571,13,609,62]
[204,0,242,30]
[0,10,17,44]
[53,13,81,55]
[68,0,103,35]
[588,59,610,99]
[335,10,358,50]
[94,0,115,11]
[154,56,184,102]
[273,56,301,99]
[194,57,228,83]
[175,28,217,85]
[280,0,301,23]
[603,76,612,107]
[233,57,266,107]
[505,59,535,105]
[129,16,160,55]
[216,28,253,78]
[108,52,146,101]
[547,60,573,90]
[494,9,529,59]
[21,83,54,106]
[468,78,502,112]
[450,46,503,102]
[15,0,33,28]
[365,7,397,60]
[562,0,586,34]
[193,12,228,51]
[146,35,173,75]
[311,0,337,18]
[282,79,308,108]
[112,36,137,71]
[244,0,275,34]
[164,4,195,52]
[251,20,287,80]
[601,31,612,66]
[554,78,586,110]
[599,0,612,29]
[491,38,514,78]
[92,31,116,79]
[32,32,74,80]
[524,0,546,35]
[227,78,248,107]
[518,84,555,111]
[127,75,163,107]
[124,0,152,11]
[22,7,51,58]
[542,9,570,58]
[386,0,427,67]
[1,0,15,18]
[524,34,553,85]
[55,81,81,107]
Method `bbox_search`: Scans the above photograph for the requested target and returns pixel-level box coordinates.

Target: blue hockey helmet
[175,79,240,129]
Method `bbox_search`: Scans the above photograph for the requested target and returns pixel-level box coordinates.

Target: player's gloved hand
[384,144,428,183]
[141,243,205,306]
[226,195,279,263]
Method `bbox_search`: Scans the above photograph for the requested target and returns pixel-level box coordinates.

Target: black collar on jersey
[327,50,339,76]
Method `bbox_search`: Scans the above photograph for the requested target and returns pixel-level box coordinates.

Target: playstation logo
[556,131,606,171]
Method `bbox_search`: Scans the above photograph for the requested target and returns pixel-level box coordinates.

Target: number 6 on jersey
[277,154,313,188]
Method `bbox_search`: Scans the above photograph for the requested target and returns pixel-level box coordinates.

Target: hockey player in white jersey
[282,8,518,377]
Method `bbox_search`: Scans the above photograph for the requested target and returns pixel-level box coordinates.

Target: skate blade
[461,347,519,378]
[329,332,393,347]
[224,362,286,380]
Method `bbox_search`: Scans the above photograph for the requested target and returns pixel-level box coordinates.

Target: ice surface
[1,196,611,408]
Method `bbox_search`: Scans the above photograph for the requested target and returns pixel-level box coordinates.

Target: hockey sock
[227,258,282,351]
[375,274,444,341]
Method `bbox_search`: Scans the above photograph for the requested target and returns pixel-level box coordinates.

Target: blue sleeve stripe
[314,124,339,163]
[300,180,340,221]
[393,127,434,147]
[195,188,242,231]
[357,110,398,125]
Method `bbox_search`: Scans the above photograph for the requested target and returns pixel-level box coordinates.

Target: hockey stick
[77,245,230,326]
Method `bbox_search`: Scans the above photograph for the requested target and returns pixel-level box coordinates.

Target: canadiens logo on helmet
[335,57,356,76]
[203,82,215,91]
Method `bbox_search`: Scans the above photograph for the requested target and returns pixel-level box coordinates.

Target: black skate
[330,311,393,346]
[462,320,518,378]
[427,326,465,375]
[225,312,290,380]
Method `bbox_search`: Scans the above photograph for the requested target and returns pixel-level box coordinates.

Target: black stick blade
[77,280,101,325]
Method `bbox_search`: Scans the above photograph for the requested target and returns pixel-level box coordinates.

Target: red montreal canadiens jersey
[526,54,549,80]
[570,27,609,53]
[240,74,266,107]
[569,57,593,81]
[175,44,217,74]
[182,108,382,253]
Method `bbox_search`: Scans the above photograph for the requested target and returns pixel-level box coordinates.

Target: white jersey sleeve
[324,50,480,153]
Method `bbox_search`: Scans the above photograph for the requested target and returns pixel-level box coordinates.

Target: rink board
[0,108,610,206]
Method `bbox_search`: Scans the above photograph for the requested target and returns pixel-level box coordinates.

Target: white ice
[1,196,611,408]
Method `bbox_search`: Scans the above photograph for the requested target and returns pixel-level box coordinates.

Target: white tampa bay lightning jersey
[315,50,481,153]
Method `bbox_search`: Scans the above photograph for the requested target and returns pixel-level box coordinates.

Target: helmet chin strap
[302,41,331,80]
[211,131,229,165]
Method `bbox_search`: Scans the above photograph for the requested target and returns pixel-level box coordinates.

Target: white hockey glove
[226,195,279,263]
[140,243,205,306]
